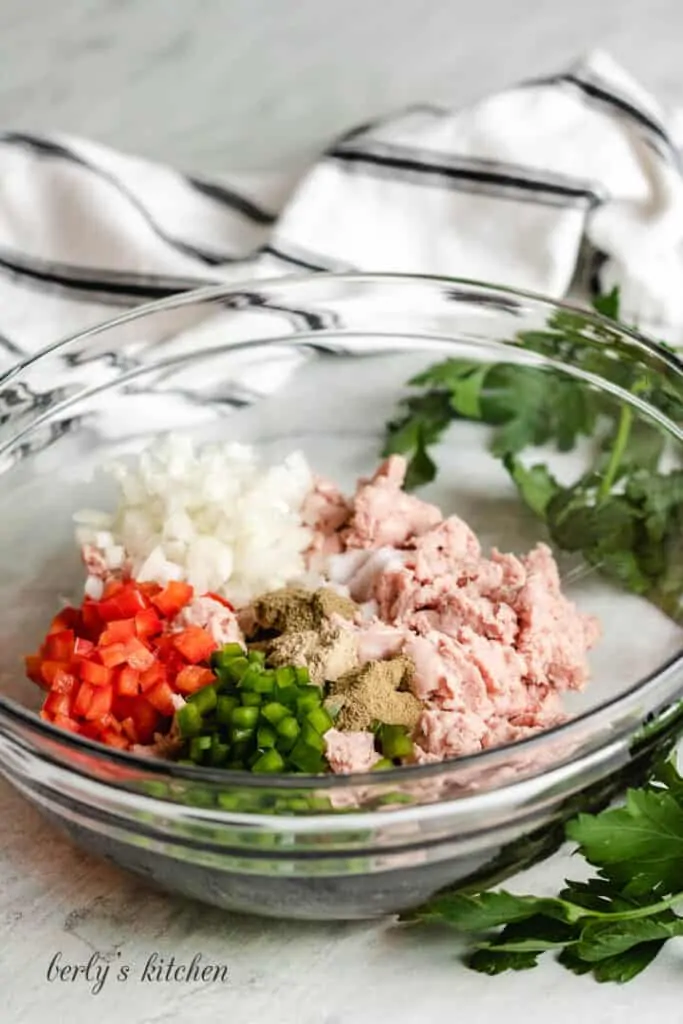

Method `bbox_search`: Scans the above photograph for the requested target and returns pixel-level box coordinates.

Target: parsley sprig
[402,756,683,983]
[384,289,683,621]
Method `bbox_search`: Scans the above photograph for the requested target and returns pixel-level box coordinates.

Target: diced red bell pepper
[47,607,81,635]
[98,637,155,671]
[43,691,74,719]
[52,713,81,734]
[138,661,166,692]
[172,626,216,664]
[93,712,122,734]
[78,660,113,688]
[175,665,216,695]
[145,680,177,716]
[51,669,78,696]
[99,728,129,749]
[99,618,136,646]
[28,572,222,751]
[116,665,140,697]
[98,643,130,668]
[97,584,149,622]
[43,630,75,662]
[40,660,71,687]
[102,578,125,599]
[166,652,186,676]
[25,654,45,686]
[121,717,139,744]
[153,636,185,673]
[84,686,113,721]
[128,698,160,744]
[79,721,103,741]
[134,607,163,638]
[81,600,103,637]
[73,682,96,717]
[73,637,95,657]
[94,598,122,622]
[151,580,193,618]
[125,638,156,671]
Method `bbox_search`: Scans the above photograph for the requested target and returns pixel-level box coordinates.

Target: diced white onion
[84,576,104,599]
[75,434,314,605]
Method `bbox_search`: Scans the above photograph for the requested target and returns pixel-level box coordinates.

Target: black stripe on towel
[327,147,600,208]
[0,132,244,266]
[185,176,276,225]
[564,75,671,145]
[359,145,602,195]
[0,247,213,304]
[525,73,676,158]
[261,245,328,272]
[333,138,605,198]
[262,243,354,273]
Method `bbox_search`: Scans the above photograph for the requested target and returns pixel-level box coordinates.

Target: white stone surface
[6,781,683,1024]
[1,0,682,172]
[2,2,683,1021]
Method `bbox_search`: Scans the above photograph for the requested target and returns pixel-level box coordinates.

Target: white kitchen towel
[0,47,682,367]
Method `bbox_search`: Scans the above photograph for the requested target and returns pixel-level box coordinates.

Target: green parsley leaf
[559,942,666,983]
[576,916,683,962]
[558,878,643,915]
[649,756,683,801]
[403,427,437,491]
[485,366,596,457]
[383,390,453,488]
[405,890,584,929]
[592,285,621,320]
[502,454,562,519]
[402,752,683,985]
[625,468,683,544]
[556,947,595,976]
[477,914,578,954]
[467,948,541,974]
[409,358,486,390]
[567,789,683,898]
[447,365,489,419]
[590,943,668,983]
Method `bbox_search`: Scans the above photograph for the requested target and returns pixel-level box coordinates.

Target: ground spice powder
[329,657,421,731]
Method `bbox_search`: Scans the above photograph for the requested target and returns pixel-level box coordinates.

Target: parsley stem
[574,891,683,922]
[598,402,632,501]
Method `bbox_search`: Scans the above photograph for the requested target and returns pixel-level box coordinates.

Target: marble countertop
[3,0,683,173]
[2,1,683,1021]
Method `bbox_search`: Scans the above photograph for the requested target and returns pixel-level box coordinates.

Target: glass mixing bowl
[0,273,682,921]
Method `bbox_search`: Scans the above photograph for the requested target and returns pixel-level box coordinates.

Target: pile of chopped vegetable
[27,579,221,748]
[27,573,417,772]
[74,438,314,605]
[178,645,334,774]
[26,426,605,775]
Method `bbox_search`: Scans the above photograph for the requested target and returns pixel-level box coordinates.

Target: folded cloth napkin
[0,47,682,369]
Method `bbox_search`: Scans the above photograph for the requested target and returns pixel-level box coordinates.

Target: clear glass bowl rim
[1,270,682,793]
